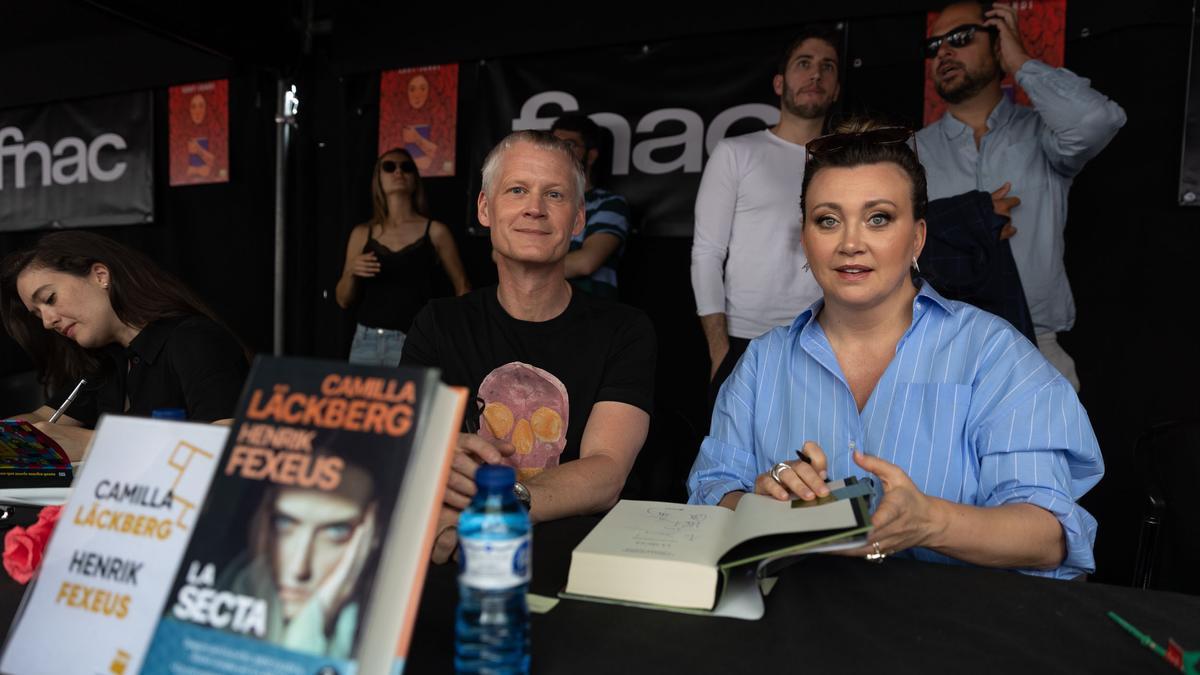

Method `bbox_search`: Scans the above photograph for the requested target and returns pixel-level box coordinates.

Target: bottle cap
[475,464,516,491]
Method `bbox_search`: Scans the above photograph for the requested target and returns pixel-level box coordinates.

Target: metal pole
[273,81,299,355]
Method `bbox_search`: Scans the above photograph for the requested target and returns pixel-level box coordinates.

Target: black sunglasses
[806,126,914,158]
[923,23,997,59]
[381,159,417,174]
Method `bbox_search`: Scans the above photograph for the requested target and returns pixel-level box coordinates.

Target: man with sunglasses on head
[917,1,1125,391]
[692,27,841,416]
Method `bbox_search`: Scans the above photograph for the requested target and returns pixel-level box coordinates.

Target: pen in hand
[796,448,829,483]
[48,378,87,424]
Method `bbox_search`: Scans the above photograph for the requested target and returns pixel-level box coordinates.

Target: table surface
[1,507,1198,674]
[408,516,1200,674]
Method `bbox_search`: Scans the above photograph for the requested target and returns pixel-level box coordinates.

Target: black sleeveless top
[355,220,439,332]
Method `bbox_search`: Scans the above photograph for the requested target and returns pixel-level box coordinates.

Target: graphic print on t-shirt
[476,362,568,481]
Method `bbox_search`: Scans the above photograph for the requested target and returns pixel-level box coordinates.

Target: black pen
[796,448,830,482]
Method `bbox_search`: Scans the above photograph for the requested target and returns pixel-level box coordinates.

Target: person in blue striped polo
[551,113,631,299]
[687,119,1104,580]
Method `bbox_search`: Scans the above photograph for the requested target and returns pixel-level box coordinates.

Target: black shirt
[47,315,249,428]
[400,286,655,471]
[355,221,440,332]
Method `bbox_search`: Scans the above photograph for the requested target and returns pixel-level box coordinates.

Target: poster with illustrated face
[379,64,459,177]
[169,79,230,186]
[923,0,1066,126]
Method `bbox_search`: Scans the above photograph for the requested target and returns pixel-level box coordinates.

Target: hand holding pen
[757,440,830,502]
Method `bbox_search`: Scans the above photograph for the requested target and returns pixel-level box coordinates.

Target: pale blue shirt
[916,59,1126,335]
[687,284,1105,579]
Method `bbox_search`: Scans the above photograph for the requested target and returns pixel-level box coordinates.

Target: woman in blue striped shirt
[686,120,1104,579]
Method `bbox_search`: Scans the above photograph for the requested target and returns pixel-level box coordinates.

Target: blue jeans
[348,324,405,366]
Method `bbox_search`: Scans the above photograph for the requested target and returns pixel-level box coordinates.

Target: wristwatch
[512,481,532,510]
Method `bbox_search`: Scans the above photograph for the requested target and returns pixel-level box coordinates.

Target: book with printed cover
[0,419,73,489]
[140,356,466,675]
[0,416,228,675]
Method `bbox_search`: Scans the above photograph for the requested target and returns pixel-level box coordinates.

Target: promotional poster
[168,79,230,186]
[379,64,459,177]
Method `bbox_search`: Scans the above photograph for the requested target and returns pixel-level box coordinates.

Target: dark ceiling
[2,0,949,109]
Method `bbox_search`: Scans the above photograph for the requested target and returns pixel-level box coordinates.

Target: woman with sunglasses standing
[687,119,1104,578]
[336,148,470,365]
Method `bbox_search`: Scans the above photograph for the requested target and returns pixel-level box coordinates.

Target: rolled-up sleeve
[1016,59,1127,177]
[687,340,761,505]
[973,378,1105,578]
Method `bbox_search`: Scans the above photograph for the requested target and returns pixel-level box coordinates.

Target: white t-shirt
[690,129,821,339]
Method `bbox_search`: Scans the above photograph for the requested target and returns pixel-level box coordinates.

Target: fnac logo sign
[512,91,779,176]
[0,126,129,190]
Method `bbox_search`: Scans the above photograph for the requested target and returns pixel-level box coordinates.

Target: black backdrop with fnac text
[0,92,154,232]
[1,0,1198,588]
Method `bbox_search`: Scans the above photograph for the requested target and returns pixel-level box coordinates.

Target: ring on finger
[770,462,792,484]
[865,540,887,563]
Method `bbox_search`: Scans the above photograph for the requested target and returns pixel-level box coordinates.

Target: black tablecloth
[408,517,1200,674]
[0,508,1197,674]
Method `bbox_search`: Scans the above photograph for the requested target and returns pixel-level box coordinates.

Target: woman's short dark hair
[0,230,245,394]
[800,118,928,223]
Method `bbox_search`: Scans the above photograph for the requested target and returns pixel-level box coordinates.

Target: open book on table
[562,478,873,616]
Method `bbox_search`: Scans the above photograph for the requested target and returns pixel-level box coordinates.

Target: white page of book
[722,488,860,554]
[573,500,735,566]
[0,416,226,675]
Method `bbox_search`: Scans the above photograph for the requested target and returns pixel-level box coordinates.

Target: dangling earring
[802,261,811,273]
[911,257,921,274]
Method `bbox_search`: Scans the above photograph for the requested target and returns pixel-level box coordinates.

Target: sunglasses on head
[806,126,914,158]
[923,23,997,59]
[381,159,417,174]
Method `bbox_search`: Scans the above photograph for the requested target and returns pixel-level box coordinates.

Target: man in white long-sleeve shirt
[918,1,1126,390]
[690,29,840,410]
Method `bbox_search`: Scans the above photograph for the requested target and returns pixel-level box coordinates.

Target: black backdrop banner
[469,26,829,237]
[0,92,153,232]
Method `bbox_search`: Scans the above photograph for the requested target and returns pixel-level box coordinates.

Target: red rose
[27,505,63,542]
[3,505,65,585]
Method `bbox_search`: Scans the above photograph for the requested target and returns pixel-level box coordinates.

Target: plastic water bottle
[455,464,531,674]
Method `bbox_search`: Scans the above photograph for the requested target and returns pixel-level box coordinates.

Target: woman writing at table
[687,120,1105,578]
[0,231,249,460]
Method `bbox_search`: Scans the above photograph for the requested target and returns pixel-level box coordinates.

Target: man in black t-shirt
[401,131,655,563]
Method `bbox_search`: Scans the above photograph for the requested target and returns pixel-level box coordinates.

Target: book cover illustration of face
[475,362,568,482]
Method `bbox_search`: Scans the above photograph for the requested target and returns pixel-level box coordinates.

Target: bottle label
[459,534,531,589]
